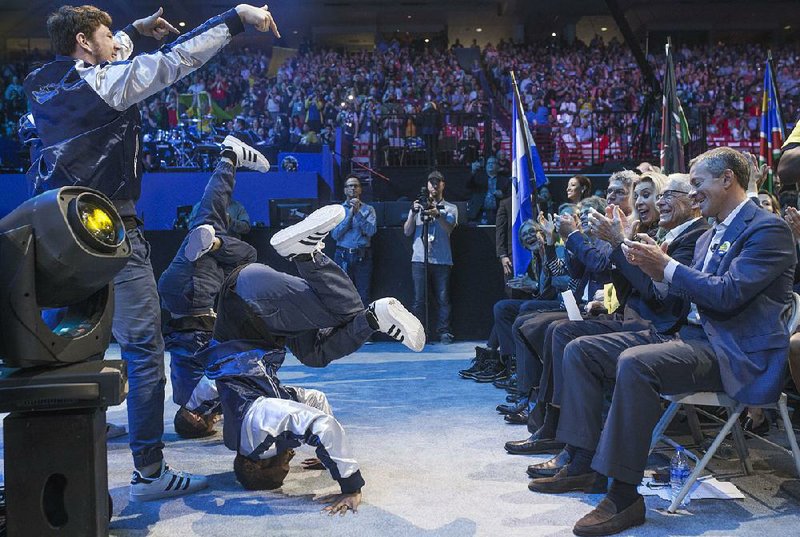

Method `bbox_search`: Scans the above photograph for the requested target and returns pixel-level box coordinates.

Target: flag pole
[510,70,540,220]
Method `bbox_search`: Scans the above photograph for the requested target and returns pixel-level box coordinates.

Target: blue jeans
[165,329,214,410]
[112,227,166,469]
[334,246,373,307]
[411,262,452,335]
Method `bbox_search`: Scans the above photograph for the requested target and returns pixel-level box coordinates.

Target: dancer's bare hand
[301,457,325,470]
[236,4,281,37]
[133,7,180,40]
[318,491,361,515]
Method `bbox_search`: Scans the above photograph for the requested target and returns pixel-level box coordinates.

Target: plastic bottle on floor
[670,445,692,507]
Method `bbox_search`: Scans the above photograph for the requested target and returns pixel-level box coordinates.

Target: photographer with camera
[404,171,458,344]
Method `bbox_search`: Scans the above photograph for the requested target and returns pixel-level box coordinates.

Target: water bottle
[670,446,692,507]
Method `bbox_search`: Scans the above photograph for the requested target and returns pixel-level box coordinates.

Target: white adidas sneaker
[184,224,216,262]
[129,461,208,502]
[222,135,270,172]
[369,297,426,351]
[269,204,345,259]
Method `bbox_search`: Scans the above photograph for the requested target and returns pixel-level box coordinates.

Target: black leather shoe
[742,416,769,436]
[528,468,608,494]
[497,398,528,415]
[505,431,564,455]
[572,496,645,536]
[504,409,529,425]
[527,448,571,478]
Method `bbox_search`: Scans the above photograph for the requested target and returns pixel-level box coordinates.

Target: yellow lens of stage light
[79,204,117,246]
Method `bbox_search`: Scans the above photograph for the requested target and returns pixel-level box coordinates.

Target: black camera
[415,186,430,212]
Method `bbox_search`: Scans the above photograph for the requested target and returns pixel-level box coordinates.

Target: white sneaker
[129,461,208,502]
[222,135,270,172]
[185,224,215,262]
[369,297,426,351]
[269,204,345,259]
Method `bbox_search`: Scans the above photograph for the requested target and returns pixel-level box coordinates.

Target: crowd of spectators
[485,37,800,167]
[4,35,800,171]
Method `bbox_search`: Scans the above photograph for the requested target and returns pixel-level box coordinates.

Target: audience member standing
[331,176,377,306]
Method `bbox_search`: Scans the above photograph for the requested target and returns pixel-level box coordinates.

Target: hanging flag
[660,38,690,174]
[759,52,785,193]
[510,71,547,277]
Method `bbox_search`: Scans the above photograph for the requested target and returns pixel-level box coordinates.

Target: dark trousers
[165,329,213,409]
[556,325,722,484]
[334,246,373,307]
[190,159,256,266]
[493,299,562,357]
[235,252,375,366]
[411,262,452,335]
[549,318,627,406]
[514,310,568,395]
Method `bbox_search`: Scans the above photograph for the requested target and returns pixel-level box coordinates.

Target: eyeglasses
[656,190,689,203]
[606,188,628,197]
[344,184,361,189]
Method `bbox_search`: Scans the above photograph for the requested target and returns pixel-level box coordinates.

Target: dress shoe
[742,416,769,436]
[528,467,607,494]
[505,430,564,455]
[527,448,571,478]
[504,409,529,425]
[572,496,645,536]
[497,397,528,415]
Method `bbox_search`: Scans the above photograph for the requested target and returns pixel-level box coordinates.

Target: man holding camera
[404,171,458,344]
[331,176,377,306]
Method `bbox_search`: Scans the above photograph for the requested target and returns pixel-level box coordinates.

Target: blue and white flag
[511,72,548,277]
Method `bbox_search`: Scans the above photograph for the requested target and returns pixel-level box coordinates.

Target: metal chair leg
[777,393,800,478]
[728,406,753,475]
[650,402,681,455]
[669,404,745,513]
[685,405,704,446]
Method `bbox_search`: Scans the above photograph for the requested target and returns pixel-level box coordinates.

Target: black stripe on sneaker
[183,477,191,490]
[166,474,178,491]
[299,239,317,246]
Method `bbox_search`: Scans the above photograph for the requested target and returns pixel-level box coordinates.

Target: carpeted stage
[3,341,800,536]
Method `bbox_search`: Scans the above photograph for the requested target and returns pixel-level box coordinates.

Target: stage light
[785,25,792,30]
[551,32,557,37]
[179,21,186,27]
[424,38,430,43]
[476,28,483,33]
[601,27,608,32]
[0,186,130,368]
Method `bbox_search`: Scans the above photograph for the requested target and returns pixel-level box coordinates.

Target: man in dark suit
[467,157,510,224]
[529,147,796,536]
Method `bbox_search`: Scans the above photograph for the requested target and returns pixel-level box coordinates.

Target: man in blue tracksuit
[22,4,280,502]
[200,204,426,514]
[158,135,269,439]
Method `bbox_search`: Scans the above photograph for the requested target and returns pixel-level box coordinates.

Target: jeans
[334,246,373,307]
[411,261,452,335]
[165,329,216,412]
[112,227,166,469]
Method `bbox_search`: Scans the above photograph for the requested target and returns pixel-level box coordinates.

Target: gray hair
[578,195,607,214]
[689,147,750,190]
[608,170,638,191]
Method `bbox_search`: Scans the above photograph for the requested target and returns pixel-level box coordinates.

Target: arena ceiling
[0,1,796,40]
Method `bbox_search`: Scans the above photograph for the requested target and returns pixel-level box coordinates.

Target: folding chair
[649,292,800,512]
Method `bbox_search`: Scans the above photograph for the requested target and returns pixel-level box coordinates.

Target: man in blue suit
[529,147,796,536]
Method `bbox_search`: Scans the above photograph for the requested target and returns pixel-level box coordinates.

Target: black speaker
[5,409,108,536]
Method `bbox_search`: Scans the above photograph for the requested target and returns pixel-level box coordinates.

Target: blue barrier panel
[0,171,321,229]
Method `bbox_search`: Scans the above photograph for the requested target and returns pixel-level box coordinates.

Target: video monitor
[268,198,319,228]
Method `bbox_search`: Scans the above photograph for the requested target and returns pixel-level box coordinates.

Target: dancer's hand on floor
[318,491,361,515]
[301,457,325,470]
